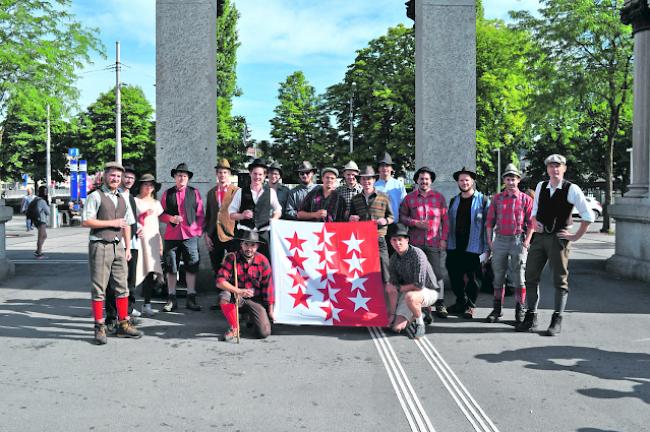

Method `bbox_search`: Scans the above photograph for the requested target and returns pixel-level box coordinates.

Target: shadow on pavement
[476,346,650,405]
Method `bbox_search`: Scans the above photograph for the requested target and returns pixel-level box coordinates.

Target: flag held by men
[270,220,388,327]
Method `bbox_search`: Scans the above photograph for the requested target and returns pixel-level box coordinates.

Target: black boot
[162,294,177,313]
[186,293,202,311]
[485,300,503,323]
[515,310,537,332]
[514,303,526,325]
[545,312,562,336]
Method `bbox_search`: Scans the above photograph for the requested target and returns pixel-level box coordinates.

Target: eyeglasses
[299,172,311,176]
[124,176,136,180]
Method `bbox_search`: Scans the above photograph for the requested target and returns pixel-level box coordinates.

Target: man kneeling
[386,223,439,339]
[216,230,275,342]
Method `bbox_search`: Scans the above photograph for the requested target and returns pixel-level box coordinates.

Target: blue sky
[72,0,540,141]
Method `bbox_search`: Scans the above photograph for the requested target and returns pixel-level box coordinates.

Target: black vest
[239,186,272,230]
[90,190,127,242]
[536,180,574,233]
[165,186,197,226]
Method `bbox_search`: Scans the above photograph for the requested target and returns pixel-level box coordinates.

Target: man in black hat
[228,158,282,259]
[268,161,291,215]
[349,165,395,311]
[216,230,274,342]
[386,223,440,339]
[160,163,205,312]
[446,167,490,319]
[375,152,406,228]
[399,166,449,319]
[83,161,142,344]
[204,158,239,280]
[285,161,318,220]
[106,164,141,329]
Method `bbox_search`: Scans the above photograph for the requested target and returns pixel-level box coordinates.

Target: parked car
[572,196,602,219]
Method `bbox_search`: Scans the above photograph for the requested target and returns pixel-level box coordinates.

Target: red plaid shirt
[399,189,449,248]
[216,251,274,305]
[486,189,533,236]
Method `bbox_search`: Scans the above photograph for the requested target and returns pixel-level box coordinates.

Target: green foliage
[324,24,415,174]
[74,85,155,174]
[512,0,633,229]
[0,0,104,121]
[216,0,248,169]
[268,71,336,181]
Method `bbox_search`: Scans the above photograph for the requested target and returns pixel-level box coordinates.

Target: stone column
[414,0,476,201]
[156,0,217,199]
[0,201,15,281]
[606,2,650,283]
[156,0,217,284]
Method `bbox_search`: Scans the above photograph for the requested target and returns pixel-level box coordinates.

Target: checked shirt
[217,250,274,306]
[486,189,533,236]
[399,189,449,249]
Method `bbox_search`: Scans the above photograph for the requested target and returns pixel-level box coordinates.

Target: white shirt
[532,180,594,223]
[228,186,282,232]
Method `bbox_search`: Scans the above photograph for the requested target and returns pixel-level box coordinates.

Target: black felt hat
[413,166,436,183]
[236,230,265,244]
[387,223,410,239]
[452,166,477,181]
[171,163,194,179]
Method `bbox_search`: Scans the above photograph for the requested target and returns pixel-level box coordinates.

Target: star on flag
[285,232,307,252]
[290,287,311,309]
[342,233,364,254]
[343,253,366,273]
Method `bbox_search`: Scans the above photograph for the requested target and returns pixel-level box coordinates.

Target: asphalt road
[1,216,648,432]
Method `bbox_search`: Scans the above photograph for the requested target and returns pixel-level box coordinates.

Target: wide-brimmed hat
[137,173,161,192]
[502,163,522,178]
[215,158,232,171]
[248,158,267,171]
[321,167,339,178]
[544,154,567,166]
[387,223,410,239]
[342,160,360,174]
[413,166,436,182]
[357,165,378,179]
[296,161,317,173]
[236,230,265,244]
[104,161,125,172]
[171,163,194,179]
[453,166,477,181]
[376,152,394,166]
[268,161,283,176]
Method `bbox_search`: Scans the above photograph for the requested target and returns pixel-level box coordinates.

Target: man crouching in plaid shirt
[216,230,274,342]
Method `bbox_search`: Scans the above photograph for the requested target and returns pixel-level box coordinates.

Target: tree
[0,0,103,124]
[216,0,248,169]
[324,24,415,174]
[512,0,634,231]
[269,71,336,180]
[73,85,155,174]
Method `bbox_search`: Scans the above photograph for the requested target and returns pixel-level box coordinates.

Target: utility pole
[349,81,356,154]
[46,104,51,197]
[494,147,501,193]
[115,41,122,165]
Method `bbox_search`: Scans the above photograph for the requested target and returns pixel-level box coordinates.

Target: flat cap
[544,154,567,165]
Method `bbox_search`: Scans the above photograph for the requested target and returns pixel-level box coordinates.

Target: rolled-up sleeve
[568,184,595,222]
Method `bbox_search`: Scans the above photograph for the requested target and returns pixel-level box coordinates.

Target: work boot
[485,300,503,323]
[545,312,563,336]
[515,310,538,332]
[94,323,107,345]
[447,302,466,315]
[462,307,475,320]
[162,294,177,313]
[434,300,448,318]
[514,303,526,325]
[422,306,433,325]
[186,293,202,311]
[116,319,142,338]
[222,327,237,343]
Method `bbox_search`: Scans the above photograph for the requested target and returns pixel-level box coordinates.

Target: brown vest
[90,190,127,242]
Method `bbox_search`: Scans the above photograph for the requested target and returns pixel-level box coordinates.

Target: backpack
[26,197,41,224]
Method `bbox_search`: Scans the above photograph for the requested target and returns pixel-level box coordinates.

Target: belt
[495,233,523,238]
[91,239,121,245]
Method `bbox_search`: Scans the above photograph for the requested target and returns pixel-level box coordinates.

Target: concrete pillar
[606,4,650,283]
[0,202,15,281]
[415,0,476,201]
[156,0,217,199]
[156,0,217,286]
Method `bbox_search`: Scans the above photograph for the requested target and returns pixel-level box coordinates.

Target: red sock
[220,303,239,330]
[116,297,129,321]
[515,286,527,304]
[92,300,104,322]
[493,286,505,302]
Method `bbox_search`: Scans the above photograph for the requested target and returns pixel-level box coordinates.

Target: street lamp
[349,81,356,154]
[493,147,501,193]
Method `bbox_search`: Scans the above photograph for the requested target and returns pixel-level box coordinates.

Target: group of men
[83,151,594,344]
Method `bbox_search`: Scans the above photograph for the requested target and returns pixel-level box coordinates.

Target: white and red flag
[270,219,388,327]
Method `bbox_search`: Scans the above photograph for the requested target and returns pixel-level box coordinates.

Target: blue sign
[70,171,78,200]
[21,174,28,186]
[68,148,80,158]
[79,160,87,172]
[79,171,87,199]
